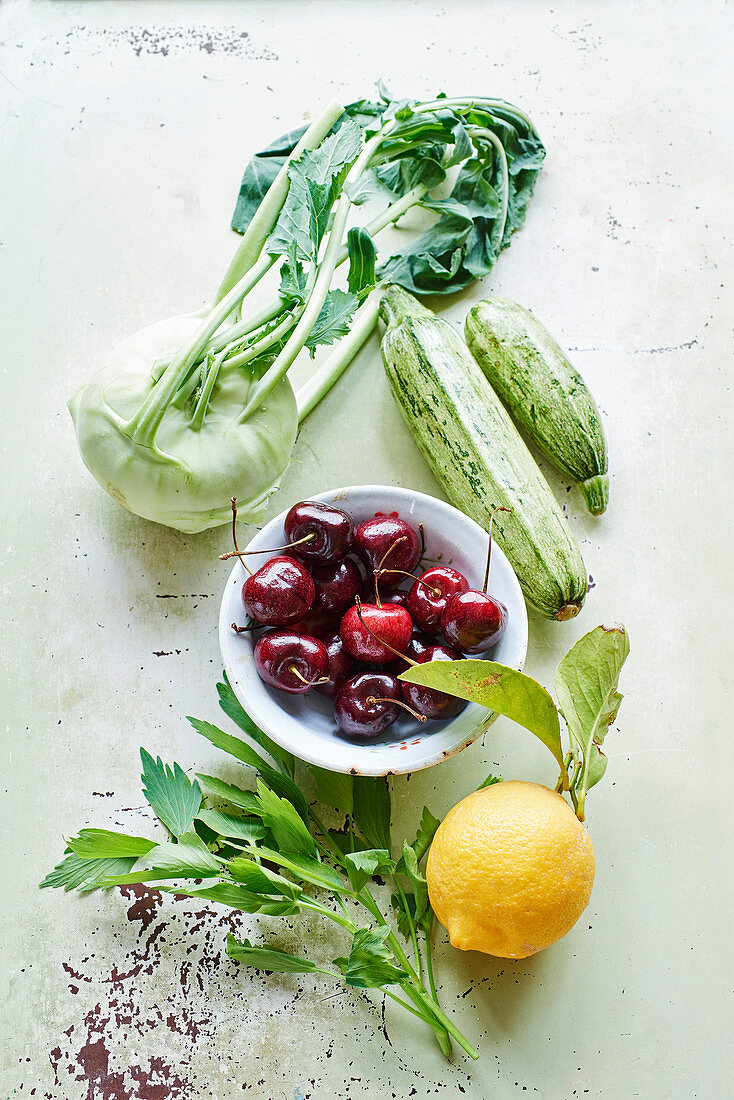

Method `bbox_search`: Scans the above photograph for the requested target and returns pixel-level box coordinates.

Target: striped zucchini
[379,285,587,621]
[465,298,609,515]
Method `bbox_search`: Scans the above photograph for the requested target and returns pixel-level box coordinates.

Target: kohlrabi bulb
[69,316,297,533]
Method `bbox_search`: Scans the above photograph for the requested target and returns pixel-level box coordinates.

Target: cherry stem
[366,697,428,723]
[373,536,408,607]
[288,665,329,688]
[220,532,315,561]
[375,567,440,598]
[231,621,258,634]
[482,505,512,593]
[230,498,252,576]
[354,596,417,666]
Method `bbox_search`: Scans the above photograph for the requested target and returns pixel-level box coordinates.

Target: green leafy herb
[401,842,429,925]
[254,780,317,858]
[339,927,408,989]
[217,672,295,776]
[195,774,261,815]
[477,774,503,790]
[190,716,308,821]
[227,935,331,975]
[352,776,391,851]
[139,749,203,837]
[344,849,395,894]
[195,809,266,844]
[308,766,354,816]
[40,854,137,893]
[66,829,156,860]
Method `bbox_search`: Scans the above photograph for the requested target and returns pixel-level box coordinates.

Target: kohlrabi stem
[416,95,537,134]
[295,295,380,422]
[239,191,354,418]
[189,348,227,431]
[467,126,510,246]
[126,252,275,446]
[218,310,297,373]
[213,100,346,305]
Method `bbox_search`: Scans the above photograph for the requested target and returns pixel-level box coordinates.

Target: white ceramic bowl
[219,485,528,776]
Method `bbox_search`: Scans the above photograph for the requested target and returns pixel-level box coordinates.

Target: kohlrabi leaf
[339,926,407,989]
[227,935,329,975]
[352,776,391,852]
[555,623,629,815]
[399,659,565,769]
[346,227,377,299]
[308,766,354,816]
[267,122,364,263]
[139,749,203,838]
[304,290,359,355]
[230,101,384,234]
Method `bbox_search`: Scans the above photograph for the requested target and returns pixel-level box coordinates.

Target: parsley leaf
[339,927,408,988]
[66,829,156,860]
[352,776,391,852]
[40,854,137,892]
[308,766,353,816]
[344,849,395,894]
[140,749,203,838]
[227,935,329,975]
[195,809,266,845]
[217,673,295,776]
[255,781,316,857]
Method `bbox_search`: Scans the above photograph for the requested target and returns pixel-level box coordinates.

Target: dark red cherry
[334,671,402,739]
[340,602,413,664]
[354,513,421,588]
[388,632,436,676]
[289,607,340,638]
[283,501,353,563]
[400,643,468,719]
[315,632,355,699]
[312,558,362,617]
[243,555,315,627]
[254,630,328,694]
[408,567,469,634]
[440,589,508,653]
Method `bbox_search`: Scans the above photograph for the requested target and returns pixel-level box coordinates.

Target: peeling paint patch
[63,25,278,62]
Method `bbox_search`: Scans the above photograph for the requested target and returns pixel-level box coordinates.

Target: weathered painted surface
[1,0,732,1097]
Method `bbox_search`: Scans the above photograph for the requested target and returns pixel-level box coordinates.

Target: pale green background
[1,1,732,1097]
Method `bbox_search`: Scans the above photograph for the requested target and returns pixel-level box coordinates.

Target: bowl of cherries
[219,485,527,776]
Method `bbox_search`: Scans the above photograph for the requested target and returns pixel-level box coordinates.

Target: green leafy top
[401,623,630,818]
[231,92,545,298]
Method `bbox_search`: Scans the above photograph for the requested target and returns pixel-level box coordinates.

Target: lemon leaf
[400,659,565,769]
[555,623,629,814]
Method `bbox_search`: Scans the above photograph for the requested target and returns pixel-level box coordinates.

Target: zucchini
[379,285,587,621]
[465,298,608,515]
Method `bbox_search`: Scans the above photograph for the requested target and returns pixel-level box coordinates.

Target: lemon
[426,780,595,959]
